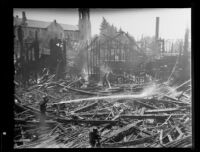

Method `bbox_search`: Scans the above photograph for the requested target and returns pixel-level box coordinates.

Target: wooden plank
[134,100,158,109]
[79,113,109,118]
[102,133,159,148]
[56,118,118,126]
[144,108,186,114]
[15,101,40,116]
[118,114,185,120]
[159,129,163,144]
[160,96,190,105]
[167,135,173,142]
[101,120,152,143]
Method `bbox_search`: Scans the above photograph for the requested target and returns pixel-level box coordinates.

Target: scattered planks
[101,120,152,144]
[102,133,159,148]
[164,135,192,147]
[14,76,191,148]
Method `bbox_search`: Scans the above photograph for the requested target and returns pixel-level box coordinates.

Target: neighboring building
[14,9,92,56]
[14,12,80,42]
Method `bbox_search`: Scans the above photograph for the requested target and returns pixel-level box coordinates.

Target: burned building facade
[86,31,146,81]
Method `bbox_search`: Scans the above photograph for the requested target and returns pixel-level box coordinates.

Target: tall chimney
[155,17,159,40]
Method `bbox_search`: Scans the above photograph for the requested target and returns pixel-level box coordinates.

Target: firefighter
[103,71,111,88]
[89,127,101,148]
[40,95,49,117]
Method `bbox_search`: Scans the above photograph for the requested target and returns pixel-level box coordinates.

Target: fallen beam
[144,107,187,114]
[118,114,187,120]
[78,113,109,118]
[164,135,192,147]
[101,120,152,143]
[134,100,158,109]
[14,101,40,116]
[102,133,159,148]
[56,118,119,126]
[101,121,142,143]
[15,119,57,125]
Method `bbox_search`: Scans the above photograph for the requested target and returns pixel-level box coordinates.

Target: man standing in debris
[103,71,112,88]
[89,128,101,148]
[40,96,49,117]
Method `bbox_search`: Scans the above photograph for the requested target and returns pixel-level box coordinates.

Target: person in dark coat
[40,96,49,116]
[89,128,101,148]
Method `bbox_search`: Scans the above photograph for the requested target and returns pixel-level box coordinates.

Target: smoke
[81,65,89,82]
[55,79,189,105]
[132,81,181,98]
[137,82,158,97]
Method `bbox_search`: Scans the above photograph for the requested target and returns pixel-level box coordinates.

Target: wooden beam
[157,98,190,106]
[102,133,159,148]
[101,120,152,143]
[144,107,187,114]
[78,113,109,118]
[56,118,118,126]
[118,114,185,120]
[134,100,158,109]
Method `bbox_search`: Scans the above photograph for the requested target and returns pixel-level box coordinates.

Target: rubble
[14,74,191,148]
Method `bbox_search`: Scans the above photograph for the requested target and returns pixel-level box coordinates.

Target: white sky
[14,8,191,41]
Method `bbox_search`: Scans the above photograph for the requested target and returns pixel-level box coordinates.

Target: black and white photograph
[13,8,191,148]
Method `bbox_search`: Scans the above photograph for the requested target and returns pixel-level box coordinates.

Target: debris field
[14,73,191,148]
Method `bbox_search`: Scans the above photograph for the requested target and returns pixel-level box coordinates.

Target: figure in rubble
[40,95,49,118]
[89,127,101,148]
[76,75,86,88]
[103,71,112,88]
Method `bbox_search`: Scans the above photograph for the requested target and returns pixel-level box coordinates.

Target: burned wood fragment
[134,100,158,109]
[118,114,186,120]
[102,133,159,148]
[144,107,187,114]
[56,118,119,126]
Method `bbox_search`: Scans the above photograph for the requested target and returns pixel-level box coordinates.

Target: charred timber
[101,120,152,143]
[134,100,158,109]
[118,114,187,120]
[144,107,188,114]
[56,118,118,126]
[102,133,159,148]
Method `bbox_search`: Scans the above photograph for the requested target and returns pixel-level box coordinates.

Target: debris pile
[14,74,191,148]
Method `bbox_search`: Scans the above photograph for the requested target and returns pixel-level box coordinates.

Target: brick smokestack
[155,17,159,40]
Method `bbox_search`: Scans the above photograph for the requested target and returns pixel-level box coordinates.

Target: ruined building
[14,9,92,59]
